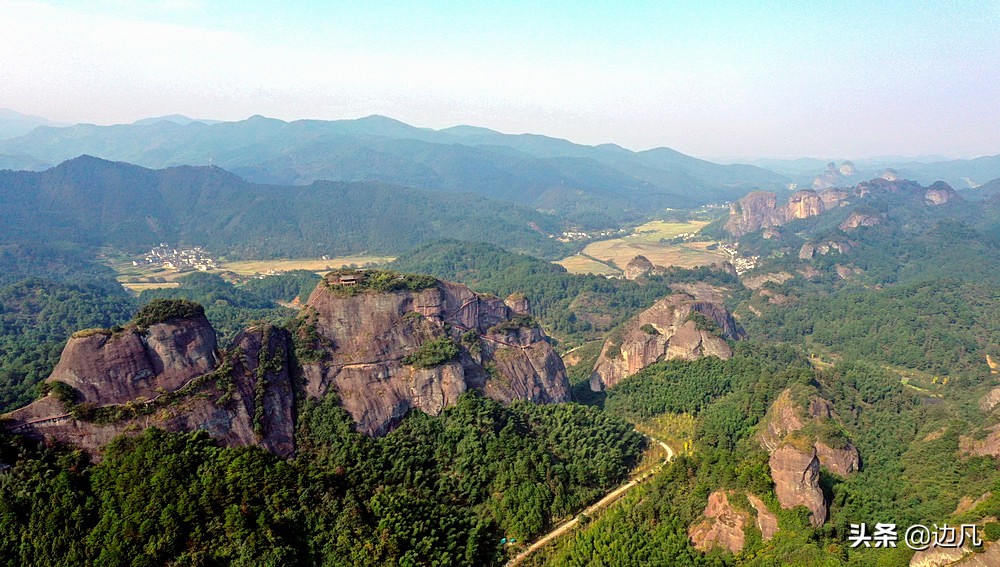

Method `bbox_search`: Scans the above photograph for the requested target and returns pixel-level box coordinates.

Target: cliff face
[50,316,218,405]
[769,444,827,527]
[589,293,746,391]
[760,389,859,476]
[3,322,296,458]
[724,190,830,238]
[689,490,780,554]
[300,274,570,436]
[758,388,859,526]
[688,491,748,554]
[723,179,958,239]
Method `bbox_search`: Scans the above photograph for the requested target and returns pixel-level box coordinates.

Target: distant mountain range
[746,155,1000,191]
[0,109,68,140]
[0,156,568,259]
[0,112,790,227]
[3,109,998,225]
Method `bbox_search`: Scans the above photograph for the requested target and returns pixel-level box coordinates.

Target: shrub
[402,336,459,368]
[133,299,205,329]
[639,323,660,335]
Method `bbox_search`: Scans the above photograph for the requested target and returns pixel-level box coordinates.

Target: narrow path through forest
[504,432,675,566]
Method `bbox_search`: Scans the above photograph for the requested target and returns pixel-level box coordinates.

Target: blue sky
[1,0,998,158]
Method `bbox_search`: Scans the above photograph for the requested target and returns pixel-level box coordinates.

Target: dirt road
[504,432,675,566]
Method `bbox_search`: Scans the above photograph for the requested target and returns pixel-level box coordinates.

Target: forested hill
[0,115,790,226]
[0,156,567,259]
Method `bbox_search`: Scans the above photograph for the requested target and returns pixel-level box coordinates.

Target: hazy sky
[2,0,999,158]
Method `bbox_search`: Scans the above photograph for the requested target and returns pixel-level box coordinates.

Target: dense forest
[3,167,1000,566]
[0,393,642,566]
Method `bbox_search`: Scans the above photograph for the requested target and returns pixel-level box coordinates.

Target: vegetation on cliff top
[131,298,205,329]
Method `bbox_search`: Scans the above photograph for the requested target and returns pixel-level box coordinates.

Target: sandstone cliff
[3,317,296,459]
[769,444,827,527]
[723,178,959,239]
[688,491,748,554]
[759,388,859,477]
[299,271,570,436]
[689,491,779,554]
[759,388,859,527]
[724,190,828,238]
[589,293,746,391]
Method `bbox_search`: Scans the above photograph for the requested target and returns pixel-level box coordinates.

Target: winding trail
[504,432,675,566]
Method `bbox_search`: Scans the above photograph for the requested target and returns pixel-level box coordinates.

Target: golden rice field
[112,255,395,292]
[557,220,726,275]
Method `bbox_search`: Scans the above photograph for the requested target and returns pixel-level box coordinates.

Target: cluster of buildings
[132,244,219,271]
[553,228,627,243]
[718,242,758,275]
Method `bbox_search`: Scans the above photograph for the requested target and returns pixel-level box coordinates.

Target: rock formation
[624,255,657,280]
[3,317,296,458]
[589,293,746,391]
[769,444,827,527]
[798,239,854,260]
[300,271,570,436]
[688,491,749,554]
[759,388,859,478]
[925,181,961,205]
[787,190,825,219]
[689,491,780,554]
[747,493,779,541]
[3,271,572,453]
[839,210,883,231]
[758,388,860,527]
[724,190,827,237]
[723,178,956,239]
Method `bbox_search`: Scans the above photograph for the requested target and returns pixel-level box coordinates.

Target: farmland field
[557,221,726,275]
[109,255,395,292]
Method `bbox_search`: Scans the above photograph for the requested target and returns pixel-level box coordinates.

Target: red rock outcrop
[689,491,749,554]
[787,190,825,219]
[725,192,783,238]
[624,255,657,280]
[724,190,827,238]
[839,210,883,231]
[3,322,296,458]
[725,179,954,239]
[589,293,746,391]
[301,273,570,436]
[747,493,779,541]
[49,316,218,405]
[760,388,859,477]
[925,181,961,205]
[769,444,827,527]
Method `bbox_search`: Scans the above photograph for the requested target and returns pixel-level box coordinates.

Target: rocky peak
[760,388,859,476]
[49,314,218,406]
[925,181,961,205]
[624,254,657,280]
[725,191,782,238]
[724,190,827,238]
[3,314,296,459]
[758,388,859,527]
[300,270,570,436]
[589,293,746,391]
[787,190,825,219]
[504,292,531,316]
